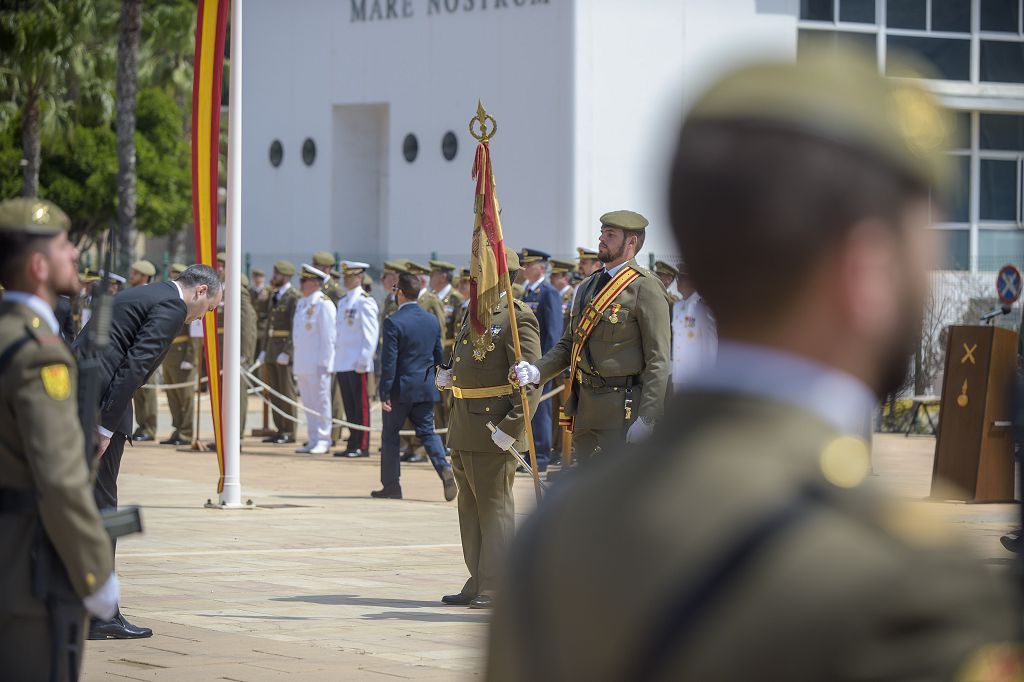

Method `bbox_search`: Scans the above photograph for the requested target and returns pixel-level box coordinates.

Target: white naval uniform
[671,292,717,389]
[333,287,380,373]
[292,290,337,446]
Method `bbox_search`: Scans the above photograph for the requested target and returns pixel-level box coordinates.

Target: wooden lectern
[931,325,1018,502]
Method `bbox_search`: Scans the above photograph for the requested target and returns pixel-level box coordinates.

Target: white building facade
[240,0,1024,277]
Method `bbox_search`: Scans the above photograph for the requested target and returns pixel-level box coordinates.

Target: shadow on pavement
[273,594,442,608]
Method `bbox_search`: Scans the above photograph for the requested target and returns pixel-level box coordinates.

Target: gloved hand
[491,427,516,451]
[180,360,194,371]
[83,572,120,621]
[626,417,655,444]
[257,350,266,364]
[435,367,453,389]
[512,361,540,386]
[276,352,289,365]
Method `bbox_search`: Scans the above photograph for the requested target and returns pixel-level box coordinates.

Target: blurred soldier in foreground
[128,259,158,442]
[489,53,1017,681]
[0,198,118,680]
[437,248,540,610]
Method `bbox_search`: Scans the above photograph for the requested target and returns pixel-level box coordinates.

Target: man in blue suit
[519,248,563,472]
[376,272,457,501]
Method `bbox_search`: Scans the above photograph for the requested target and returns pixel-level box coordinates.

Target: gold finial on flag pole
[470,100,498,142]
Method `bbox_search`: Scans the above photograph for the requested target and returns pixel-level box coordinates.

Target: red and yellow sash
[567,267,640,393]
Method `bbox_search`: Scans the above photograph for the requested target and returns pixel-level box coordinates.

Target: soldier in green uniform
[437,248,540,610]
[653,260,681,303]
[0,198,118,680]
[248,267,266,307]
[429,259,463,442]
[513,211,671,462]
[403,260,447,339]
[576,246,601,278]
[547,259,575,458]
[259,260,299,444]
[311,252,344,444]
[253,268,271,358]
[490,53,1017,682]
[129,259,158,442]
[160,263,196,445]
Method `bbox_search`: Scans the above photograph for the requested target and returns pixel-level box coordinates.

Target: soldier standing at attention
[258,260,299,445]
[491,53,1016,681]
[429,260,464,353]
[513,212,671,461]
[312,251,346,446]
[0,198,119,680]
[653,260,681,304]
[437,248,540,610]
[292,265,336,455]
[128,259,158,443]
[248,267,266,307]
[547,259,575,459]
[575,247,601,278]
[333,261,379,458]
[160,263,196,445]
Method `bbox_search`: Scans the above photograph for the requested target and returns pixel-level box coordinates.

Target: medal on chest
[346,307,356,326]
[609,303,621,324]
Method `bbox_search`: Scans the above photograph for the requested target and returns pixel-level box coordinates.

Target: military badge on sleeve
[40,364,71,401]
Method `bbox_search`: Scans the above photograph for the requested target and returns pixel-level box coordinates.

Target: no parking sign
[997,264,1022,305]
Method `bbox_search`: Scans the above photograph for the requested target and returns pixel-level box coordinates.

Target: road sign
[997,264,1022,305]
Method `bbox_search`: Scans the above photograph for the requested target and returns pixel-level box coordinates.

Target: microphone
[979,304,1012,323]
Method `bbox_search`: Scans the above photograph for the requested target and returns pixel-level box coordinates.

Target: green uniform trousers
[163,362,195,440]
[132,379,157,438]
[451,450,517,598]
[265,362,296,435]
[0,611,86,681]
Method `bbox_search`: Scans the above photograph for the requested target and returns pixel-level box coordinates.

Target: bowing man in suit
[73,264,222,640]
[376,272,457,502]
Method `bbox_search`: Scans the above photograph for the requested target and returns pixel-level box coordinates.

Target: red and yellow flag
[191,0,229,492]
[468,116,509,354]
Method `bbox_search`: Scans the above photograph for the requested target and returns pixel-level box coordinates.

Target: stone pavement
[80,397,1018,680]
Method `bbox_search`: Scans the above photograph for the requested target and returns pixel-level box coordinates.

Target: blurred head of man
[522,260,546,284]
[656,271,675,289]
[271,268,291,288]
[128,268,151,287]
[175,264,223,323]
[457,278,471,299]
[0,212,80,304]
[300,274,322,296]
[668,52,949,398]
[550,271,570,290]
[395,272,421,305]
[251,272,265,290]
[676,272,697,299]
[382,270,399,292]
[429,269,450,293]
[579,259,601,277]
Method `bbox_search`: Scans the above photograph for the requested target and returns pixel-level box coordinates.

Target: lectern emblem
[956,379,969,408]
[961,343,977,365]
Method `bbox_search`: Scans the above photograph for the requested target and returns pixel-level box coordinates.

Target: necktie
[594,270,612,296]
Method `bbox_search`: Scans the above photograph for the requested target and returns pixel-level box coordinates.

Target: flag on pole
[191,0,229,492]
[468,102,509,359]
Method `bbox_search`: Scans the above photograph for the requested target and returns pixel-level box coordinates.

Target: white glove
[257,351,266,364]
[180,360,194,371]
[513,361,540,386]
[626,418,655,444]
[435,367,452,389]
[491,427,516,451]
[83,572,120,620]
[276,352,290,365]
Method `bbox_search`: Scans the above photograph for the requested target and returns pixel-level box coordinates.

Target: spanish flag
[191,0,229,492]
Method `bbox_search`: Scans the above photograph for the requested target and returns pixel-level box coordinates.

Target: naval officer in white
[333,261,379,457]
[292,264,337,454]
[671,261,717,388]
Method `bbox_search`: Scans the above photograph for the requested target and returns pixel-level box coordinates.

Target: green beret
[131,259,156,277]
[0,198,70,235]
[216,252,226,263]
[600,210,649,232]
[251,268,264,277]
[504,247,520,271]
[383,259,408,274]
[274,259,296,276]
[653,260,679,277]
[312,251,335,267]
[550,259,575,274]
[170,262,188,274]
[688,47,952,189]
[576,247,599,261]
[429,259,456,272]
[403,260,431,275]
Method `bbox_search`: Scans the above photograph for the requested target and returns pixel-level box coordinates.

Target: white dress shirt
[333,286,380,373]
[292,290,336,375]
[671,292,718,387]
[3,292,60,334]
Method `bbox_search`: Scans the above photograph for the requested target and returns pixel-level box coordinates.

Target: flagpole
[219,0,243,507]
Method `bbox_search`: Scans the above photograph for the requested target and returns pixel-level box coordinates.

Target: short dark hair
[0,232,52,289]
[631,229,646,253]
[176,264,222,298]
[397,272,421,300]
[668,121,928,329]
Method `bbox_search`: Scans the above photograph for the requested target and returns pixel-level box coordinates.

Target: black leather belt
[576,371,640,389]
[0,488,37,514]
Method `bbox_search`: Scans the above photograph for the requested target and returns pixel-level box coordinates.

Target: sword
[486,421,549,492]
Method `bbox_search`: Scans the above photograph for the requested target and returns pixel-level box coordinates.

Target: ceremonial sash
[563,267,640,413]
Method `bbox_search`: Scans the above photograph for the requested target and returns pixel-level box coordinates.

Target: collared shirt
[273,281,291,302]
[3,292,59,334]
[399,300,418,310]
[687,341,877,438]
[526,275,546,292]
[170,279,185,302]
[434,284,452,301]
[559,284,573,298]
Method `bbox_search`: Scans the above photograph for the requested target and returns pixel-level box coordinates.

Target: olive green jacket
[418,290,448,346]
[0,301,113,615]
[535,258,671,420]
[445,299,540,453]
[262,285,299,359]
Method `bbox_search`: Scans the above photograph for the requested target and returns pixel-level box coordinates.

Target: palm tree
[115,0,141,270]
[0,1,94,197]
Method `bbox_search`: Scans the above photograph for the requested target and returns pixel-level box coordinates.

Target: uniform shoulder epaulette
[634,266,656,279]
[514,299,530,312]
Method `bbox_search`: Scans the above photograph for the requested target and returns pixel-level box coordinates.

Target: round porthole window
[403,134,418,163]
[302,138,316,166]
[441,131,458,161]
[269,140,283,167]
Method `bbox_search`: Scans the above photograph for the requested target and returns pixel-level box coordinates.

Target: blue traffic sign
[997,264,1022,305]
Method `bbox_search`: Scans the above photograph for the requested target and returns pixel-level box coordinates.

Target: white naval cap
[99,270,127,284]
[300,263,330,282]
[340,260,369,275]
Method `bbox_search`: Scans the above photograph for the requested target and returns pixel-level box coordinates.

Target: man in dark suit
[376,272,456,501]
[73,264,222,639]
[519,248,563,472]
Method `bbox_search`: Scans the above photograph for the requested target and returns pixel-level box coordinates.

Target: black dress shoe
[441,592,474,606]
[1001,529,1022,553]
[271,434,295,444]
[406,454,426,463]
[400,451,415,462]
[160,436,189,446]
[469,595,494,609]
[88,612,153,639]
[132,433,154,442]
[441,468,457,502]
[338,448,368,458]
[262,434,281,443]
[370,487,402,499]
